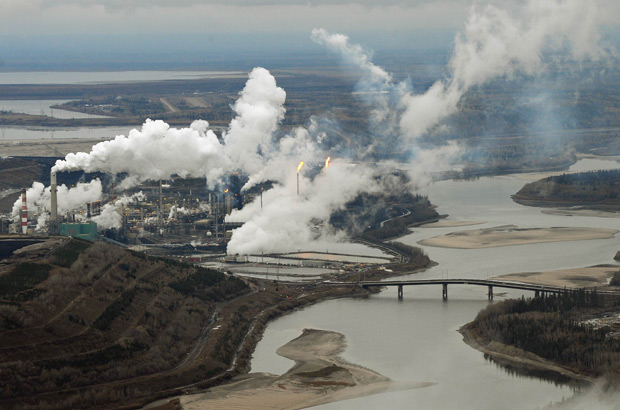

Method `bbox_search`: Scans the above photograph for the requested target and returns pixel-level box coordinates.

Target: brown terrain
[0,236,376,409]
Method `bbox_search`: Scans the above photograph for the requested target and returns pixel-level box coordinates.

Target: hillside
[0,237,250,408]
[0,237,249,408]
[0,236,375,409]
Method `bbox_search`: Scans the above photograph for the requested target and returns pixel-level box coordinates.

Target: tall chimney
[21,188,27,234]
[49,171,59,234]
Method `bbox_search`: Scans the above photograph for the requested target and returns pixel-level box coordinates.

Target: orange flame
[224,188,229,193]
[325,156,331,169]
[297,161,305,173]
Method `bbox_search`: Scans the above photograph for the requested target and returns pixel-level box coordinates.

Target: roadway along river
[251,158,620,410]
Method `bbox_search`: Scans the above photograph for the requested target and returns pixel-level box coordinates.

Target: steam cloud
[12,180,102,230]
[92,191,146,230]
[314,0,610,141]
[53,119,227,190]
[49,0,610,254]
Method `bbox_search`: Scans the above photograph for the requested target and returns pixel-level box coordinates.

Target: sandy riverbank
[541,209,620,218]
[420,220,483,228]
[493,265,619,289]
[174,329,432,410]
[419,225,618,249]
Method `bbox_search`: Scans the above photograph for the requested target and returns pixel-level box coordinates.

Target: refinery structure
[13,169,249,254]
[6,162,404,285]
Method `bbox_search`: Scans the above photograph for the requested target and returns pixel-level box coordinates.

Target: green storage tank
[59,222,98,241]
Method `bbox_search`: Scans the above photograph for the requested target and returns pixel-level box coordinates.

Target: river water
[251,159,620,410]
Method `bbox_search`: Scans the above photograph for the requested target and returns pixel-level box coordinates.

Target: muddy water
[251,159,620,409]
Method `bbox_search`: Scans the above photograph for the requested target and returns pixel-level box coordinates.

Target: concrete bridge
[327,278,615,301]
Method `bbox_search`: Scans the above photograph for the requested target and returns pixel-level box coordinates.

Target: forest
[464,290,620,385]
[514,169,620,208]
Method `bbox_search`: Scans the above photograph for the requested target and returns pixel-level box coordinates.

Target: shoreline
[460,263,620,388]
[176,329,433,410]
[139,238,436,410]
[458,325,593,385]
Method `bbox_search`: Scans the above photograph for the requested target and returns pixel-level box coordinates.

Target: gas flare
[297,161,305,173]
[325,157,331,169]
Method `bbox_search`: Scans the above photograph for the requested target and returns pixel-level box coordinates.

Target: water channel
[251,159,620,409]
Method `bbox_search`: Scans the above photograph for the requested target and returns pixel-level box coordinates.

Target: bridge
[327,278,616,301]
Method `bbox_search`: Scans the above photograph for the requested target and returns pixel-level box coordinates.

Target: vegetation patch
[92,289,137,331]
[51,238,92,268]
[169,267,248,302]
[465,290,620,383]
[515,170,620,208]
[0,262,52,300]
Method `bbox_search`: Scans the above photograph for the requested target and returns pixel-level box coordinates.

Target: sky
[1,0,620,70]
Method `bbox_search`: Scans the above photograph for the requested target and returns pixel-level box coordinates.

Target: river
[250,158,620,409]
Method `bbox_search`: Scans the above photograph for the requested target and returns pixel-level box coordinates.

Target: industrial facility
[14,169,250,255]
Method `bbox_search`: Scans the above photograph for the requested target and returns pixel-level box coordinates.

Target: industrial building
[16,170,251,255]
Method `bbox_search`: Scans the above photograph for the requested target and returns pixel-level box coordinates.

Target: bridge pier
[488,285,493,300]
[442,283,448,301]
[535,290,539,298]
[398,285,403,300]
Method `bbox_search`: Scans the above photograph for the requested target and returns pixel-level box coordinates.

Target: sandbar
[541,209,620,218]
[420,220,484,228]
[176,329,433,410]
[419,225,618,249]
[493,265,619,289]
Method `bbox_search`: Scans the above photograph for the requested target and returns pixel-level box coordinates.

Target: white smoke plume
[12,179,102,230]
[49,1,612,255]
[168,205,191,220]
[311,28,401,146]
[227,160,381,254]
[242,125,322,191]
[53,119,228,190]
[223,67,287,176]
[92,191,146,230]
[399,0,610,140]
[53,67,286,191]
[313,0,611,142]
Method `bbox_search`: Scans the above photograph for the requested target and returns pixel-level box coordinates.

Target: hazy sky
[1,0,620,70]
[3,1,471,36]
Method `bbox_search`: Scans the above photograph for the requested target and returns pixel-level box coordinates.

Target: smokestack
[225,195,232,216]
[21,189,27,234]
[50,171,58,234]
[159,179,163,232]
[296,161,304,196]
